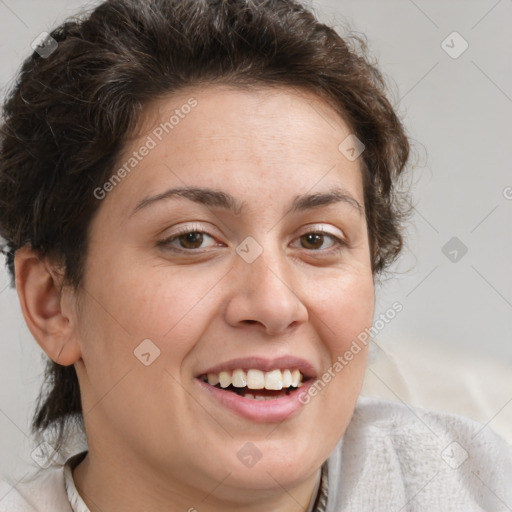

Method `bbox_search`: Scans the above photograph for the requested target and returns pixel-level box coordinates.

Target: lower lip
[196,379,315,423]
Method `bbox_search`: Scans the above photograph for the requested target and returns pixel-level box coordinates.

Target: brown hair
[0,0,410,454]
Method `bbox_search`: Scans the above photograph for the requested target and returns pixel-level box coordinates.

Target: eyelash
[157,224,348,256]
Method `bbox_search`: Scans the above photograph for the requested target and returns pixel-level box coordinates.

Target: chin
[225,460,315,493]
[219,439,322,490]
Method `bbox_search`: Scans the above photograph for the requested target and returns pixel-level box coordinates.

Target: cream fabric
[362,338,512,445]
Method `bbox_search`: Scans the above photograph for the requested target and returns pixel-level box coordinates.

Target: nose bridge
[249,248,291,297]
[225,234,308,334]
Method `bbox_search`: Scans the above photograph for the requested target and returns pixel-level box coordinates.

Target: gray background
[1,0,511,478]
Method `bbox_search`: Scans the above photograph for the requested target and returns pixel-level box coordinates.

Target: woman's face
[73,85,375,501]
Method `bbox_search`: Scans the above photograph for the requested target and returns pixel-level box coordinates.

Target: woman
[0,0,510,510]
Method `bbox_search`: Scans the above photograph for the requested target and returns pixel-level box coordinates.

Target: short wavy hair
[0,0,411,453]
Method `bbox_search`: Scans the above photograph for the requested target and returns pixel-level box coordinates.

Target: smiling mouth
[198,368,309,400]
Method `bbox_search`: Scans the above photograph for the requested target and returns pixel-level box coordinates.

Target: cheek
[87,263,225,367]
[310,267,375,358]
[124,267,221,330]
[295,270,373,464]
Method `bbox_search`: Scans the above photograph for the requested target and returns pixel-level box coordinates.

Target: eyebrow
[130,185,364,217]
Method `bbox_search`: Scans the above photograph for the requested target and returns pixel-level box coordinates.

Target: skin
[15,84,375,511]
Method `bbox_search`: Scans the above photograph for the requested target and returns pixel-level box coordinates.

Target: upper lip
[196,356,317,380]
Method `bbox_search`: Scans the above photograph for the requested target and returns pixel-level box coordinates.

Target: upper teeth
[205,369,303,390]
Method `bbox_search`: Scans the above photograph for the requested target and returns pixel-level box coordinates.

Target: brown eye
[300,233,325,250]
[158,229,220,252]
[176,232,205,250]
[294,231,346,253]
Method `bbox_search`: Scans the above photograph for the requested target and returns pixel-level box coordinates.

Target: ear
[14,246,82,366]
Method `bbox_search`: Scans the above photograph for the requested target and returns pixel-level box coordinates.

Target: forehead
[141,83,353,152]
[105,84,364,217]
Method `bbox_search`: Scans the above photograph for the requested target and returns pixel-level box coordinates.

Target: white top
[1,396,511,511]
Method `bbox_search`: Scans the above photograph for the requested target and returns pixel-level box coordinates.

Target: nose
[224,246,309,336]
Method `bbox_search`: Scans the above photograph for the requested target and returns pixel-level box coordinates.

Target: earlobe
[14,246,82,366]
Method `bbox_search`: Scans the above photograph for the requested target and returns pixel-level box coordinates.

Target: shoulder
[326,396,512,511]
[0,464,70,512]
